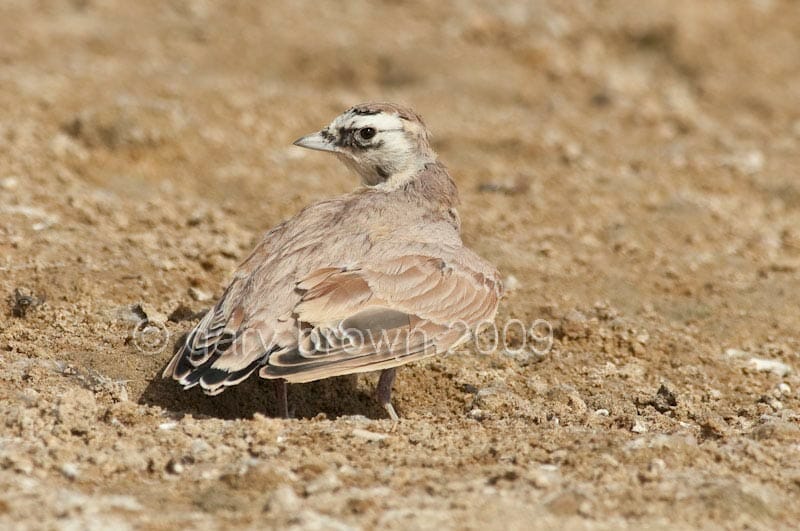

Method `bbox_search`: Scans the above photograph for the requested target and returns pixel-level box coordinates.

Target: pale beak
[292,131,338,153]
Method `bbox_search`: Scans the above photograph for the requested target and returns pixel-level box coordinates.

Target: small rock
[105,495,143,512]
[188,287,213,302]
[11,288,44,318]
[724,150,764,175]
[136,303,167,326]
[0,176,18,190]
[503,275,520,291]
[351,428,388,442]
[116,385,129,402]
[560,141,583,163]
[60,463,79,480]
[631,418,648,434]
[758,395,783,411]
[154,258,176,271]
[739,150,764,174]
[595,408,610,416]
[748,357,792,376]
[777,383,791,396]
[651,384,678,413]
[468,408,485,420]
[166,459,184,475]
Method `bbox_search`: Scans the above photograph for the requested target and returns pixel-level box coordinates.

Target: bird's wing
[259,253,502,383]
[161,223,296,395]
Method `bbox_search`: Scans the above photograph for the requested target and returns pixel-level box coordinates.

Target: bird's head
[293,102,436,188]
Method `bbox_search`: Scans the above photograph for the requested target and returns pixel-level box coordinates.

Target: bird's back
[163,162,501,393]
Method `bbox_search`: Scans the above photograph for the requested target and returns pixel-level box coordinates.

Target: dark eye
[358,127,376,140]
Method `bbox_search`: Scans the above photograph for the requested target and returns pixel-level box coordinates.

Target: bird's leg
[273,379,289,419]
[377,368,399,430]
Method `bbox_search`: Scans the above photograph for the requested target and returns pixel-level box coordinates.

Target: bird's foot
[384,402,399,432]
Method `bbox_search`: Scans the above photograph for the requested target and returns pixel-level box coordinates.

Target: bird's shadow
[139,335,387,421]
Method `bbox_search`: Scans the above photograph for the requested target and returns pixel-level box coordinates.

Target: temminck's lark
[163,103,502,422]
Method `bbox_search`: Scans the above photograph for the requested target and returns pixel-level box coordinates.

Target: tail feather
[163,324,274,395]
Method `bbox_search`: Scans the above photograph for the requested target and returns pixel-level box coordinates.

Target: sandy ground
[1,0,800,529]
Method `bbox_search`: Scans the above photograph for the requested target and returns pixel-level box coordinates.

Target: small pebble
[189,287,213,302]
[167,459,184,475]
[468,408,485,421]
[61,463,79,480]
[748,357,792,377]
[0,176,18,190]
[631,418,648,434]
[137,303,167,326]
[503,275,520,291]
[595,409,610,416]
[351,428,388,442]
[739,150,764,174]
[778,383,791,396]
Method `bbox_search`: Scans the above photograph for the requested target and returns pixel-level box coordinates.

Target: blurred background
[1,1,800,528]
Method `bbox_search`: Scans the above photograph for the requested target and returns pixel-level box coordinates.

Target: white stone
[0,176,18,190]
[503,275,520,291]
[189,287,212,302]
[748,357,792,376]
[61,463,79,480]
[351,428,388,442]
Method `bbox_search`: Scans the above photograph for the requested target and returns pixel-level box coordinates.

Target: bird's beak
[292,131,338,153]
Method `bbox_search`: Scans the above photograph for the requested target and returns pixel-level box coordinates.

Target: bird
[162,102,503,423]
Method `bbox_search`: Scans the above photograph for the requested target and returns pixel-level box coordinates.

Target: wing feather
[259,253,501,382]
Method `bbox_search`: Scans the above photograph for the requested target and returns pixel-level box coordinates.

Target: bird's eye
[358,127,376,140]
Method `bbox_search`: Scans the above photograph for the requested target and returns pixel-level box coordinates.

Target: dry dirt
[2,1,800,529]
